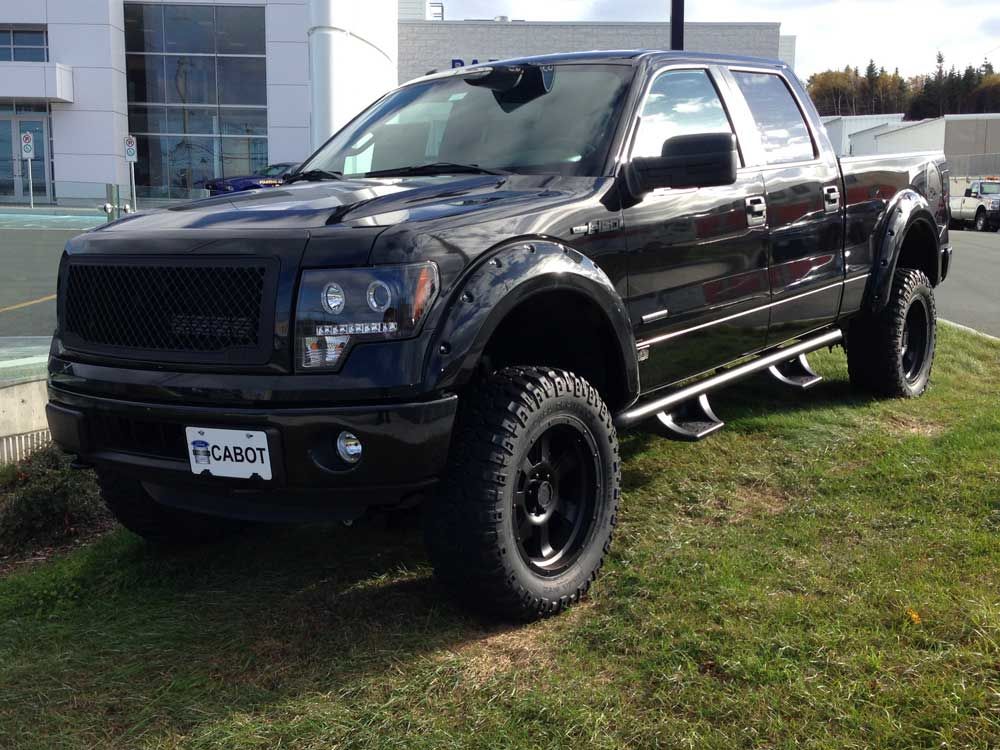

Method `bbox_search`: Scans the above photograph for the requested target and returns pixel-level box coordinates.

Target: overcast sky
[441,0,1000,79]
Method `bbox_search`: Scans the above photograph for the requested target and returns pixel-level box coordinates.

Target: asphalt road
[0,225,997,343]
[937,229,1000,337]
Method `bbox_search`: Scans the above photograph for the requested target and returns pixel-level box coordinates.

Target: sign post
[124,135,138,211]
[20,131,34,209]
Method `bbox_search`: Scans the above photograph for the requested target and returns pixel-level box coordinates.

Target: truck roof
[407,49,787,86]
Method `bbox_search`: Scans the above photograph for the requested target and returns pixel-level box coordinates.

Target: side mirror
[964,188,973,198]
[624,133,738,199]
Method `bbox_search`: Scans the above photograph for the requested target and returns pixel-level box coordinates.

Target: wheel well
[481,291,630,411]
[896,219,940,286]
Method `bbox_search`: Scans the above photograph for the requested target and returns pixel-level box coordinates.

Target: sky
[440,0,1000,79]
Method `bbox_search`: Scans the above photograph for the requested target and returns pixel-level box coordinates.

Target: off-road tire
[424,367,621,621]
[97,467,239,544]
[846,267,936,398]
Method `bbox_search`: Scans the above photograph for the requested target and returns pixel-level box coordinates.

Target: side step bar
[615,329,844,430]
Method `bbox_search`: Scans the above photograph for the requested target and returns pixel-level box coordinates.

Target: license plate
[185,427,272,480]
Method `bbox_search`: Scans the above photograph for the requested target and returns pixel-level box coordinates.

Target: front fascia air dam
[423,240,641,405]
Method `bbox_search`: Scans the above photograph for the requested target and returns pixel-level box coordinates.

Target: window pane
[633,69,734,158]
[13,47,45,62]
[0,31,10,45]
[732,71,815,165]
[134,134,169,199]
[128,105,167,134]
[127,54,166,103]
[220,108,267,136]
[164,56,217,104]
[217,58,266,106]
[216,7,264,55]
[13,30,45,46]
[164,5,215,54]
[124,3,164,53]
[167,106,219,135]
[165,135,220,194]
[0,48,10,62]
[15,101,47,114]
[222,137,268,177]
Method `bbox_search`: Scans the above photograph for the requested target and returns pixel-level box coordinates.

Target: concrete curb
[940,318,1000,343]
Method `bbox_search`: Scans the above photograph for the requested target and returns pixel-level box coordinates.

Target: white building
[821,114,904,157]
[0,0,794,206]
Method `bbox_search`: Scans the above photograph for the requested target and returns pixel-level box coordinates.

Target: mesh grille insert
[62,259,275,364]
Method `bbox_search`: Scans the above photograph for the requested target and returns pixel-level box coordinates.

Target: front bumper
[47,385,458,522]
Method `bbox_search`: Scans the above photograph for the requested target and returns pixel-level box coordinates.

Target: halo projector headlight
[296,262,440,371]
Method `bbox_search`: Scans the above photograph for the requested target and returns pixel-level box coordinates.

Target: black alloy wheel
[425,366,621,621]
[512,417,600,576]
[900,295,931,385]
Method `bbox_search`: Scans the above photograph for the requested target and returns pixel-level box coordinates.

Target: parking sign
[21,131,34,160]
[124,135,138,163]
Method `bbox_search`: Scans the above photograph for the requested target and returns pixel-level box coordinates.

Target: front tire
[97,467,240,544]
[846,268,937,398]
[424,367,621,621]
[975,209,987,232]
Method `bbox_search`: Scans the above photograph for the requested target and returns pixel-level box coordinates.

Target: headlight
[295,261,439,371]
[990,199,1000,211]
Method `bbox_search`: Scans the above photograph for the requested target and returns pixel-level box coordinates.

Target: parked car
[203,162,298,195]
[48,51,951,621]
[949,178,1000,231]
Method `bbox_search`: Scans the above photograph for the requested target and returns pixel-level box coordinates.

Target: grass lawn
[0,324,998,749]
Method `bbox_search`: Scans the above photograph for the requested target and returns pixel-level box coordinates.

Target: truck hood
[97,174,588,233]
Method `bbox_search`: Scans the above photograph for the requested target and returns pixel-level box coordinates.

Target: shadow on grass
[0,520,518,744]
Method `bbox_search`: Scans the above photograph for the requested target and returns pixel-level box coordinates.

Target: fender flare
[424,239,640,405]
[866,189,941,312]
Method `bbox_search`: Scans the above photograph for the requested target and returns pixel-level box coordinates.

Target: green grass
[1,324,998,749]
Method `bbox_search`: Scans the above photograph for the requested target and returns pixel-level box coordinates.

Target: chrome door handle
[823,185,841,213]
[745,195,767,227]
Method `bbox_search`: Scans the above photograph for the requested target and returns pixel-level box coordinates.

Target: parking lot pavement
[938,230,1000,337]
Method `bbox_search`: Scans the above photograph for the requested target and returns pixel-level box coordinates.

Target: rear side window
[731,71,815,165]
[632,69,735,159]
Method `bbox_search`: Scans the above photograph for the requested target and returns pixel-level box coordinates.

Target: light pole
[671,0,684,51]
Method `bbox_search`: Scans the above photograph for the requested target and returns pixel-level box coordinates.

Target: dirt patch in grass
[884,413,945,438]
[701,483,791,525]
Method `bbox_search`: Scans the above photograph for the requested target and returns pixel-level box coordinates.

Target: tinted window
[167,106,220,135]
[218,58,267,106]
[305,65,634,177]
[216,6,265,54]
[124,4,163,52]
[164,56,217,104]
[164,5,215,54]
[632,69,734,159]
[732,71,815,165]
[126,54,166,103]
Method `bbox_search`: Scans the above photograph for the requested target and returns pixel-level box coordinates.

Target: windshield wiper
[362,162,508,178]
[284,169,343,184]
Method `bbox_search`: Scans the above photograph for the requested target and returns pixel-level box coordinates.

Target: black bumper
[47,386,458,522]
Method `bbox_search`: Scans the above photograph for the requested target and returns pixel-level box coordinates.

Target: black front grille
[89,415,188,461]
[61,258,276,364]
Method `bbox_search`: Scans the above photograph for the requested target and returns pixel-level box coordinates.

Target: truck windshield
[981,182,1000,195]
[301,64,634,178]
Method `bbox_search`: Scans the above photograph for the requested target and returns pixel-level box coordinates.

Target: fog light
[337,432,363,464]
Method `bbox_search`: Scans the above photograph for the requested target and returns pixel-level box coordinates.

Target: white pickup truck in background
[950,179,1000,232]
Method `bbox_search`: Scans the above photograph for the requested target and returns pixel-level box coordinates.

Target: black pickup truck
[47,51,951,620]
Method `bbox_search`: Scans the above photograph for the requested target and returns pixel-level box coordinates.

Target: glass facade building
[124,3,268,198]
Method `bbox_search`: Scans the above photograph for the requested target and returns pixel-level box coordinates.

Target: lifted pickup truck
[950,178,1000,231]
[47,51,951,620]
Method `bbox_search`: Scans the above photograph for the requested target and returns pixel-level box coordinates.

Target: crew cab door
[622,66,770,391]
[725,68,845,345]
[961,182,980,220]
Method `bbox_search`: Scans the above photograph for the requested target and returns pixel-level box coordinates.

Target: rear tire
[846,268,936,398]
[97,467,240,544]
[424,367,621,621]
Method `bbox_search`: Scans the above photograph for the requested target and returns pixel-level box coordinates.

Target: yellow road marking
[0,293,56,315]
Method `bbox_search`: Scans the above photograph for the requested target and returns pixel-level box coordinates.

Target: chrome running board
[615,328,843,431]
[769,353,823,389]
